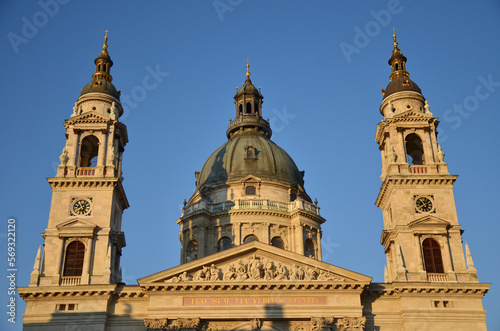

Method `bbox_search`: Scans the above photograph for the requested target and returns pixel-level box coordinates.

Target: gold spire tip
[246,58,250,78]
[391,27,398,48]
[103,29,109,50]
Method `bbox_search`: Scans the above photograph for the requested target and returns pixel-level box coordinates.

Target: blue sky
[1,1,499,330]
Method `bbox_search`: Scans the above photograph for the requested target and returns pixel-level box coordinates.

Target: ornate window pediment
[56,218,98,238]
[408,215,450,235]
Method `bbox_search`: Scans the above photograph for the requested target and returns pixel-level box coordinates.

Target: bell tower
[30,33,129,287]
[375,31,478,283]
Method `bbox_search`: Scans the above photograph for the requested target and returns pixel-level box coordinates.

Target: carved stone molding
[334,317,366,331]
[145,318,201,330]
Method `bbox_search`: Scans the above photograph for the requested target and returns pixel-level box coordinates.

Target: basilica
[19,32,489,330]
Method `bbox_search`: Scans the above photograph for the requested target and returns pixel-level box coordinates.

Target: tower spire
[80,31,121,101]
[92,30,113,82]
[246,58,251,78]
[381,29,422,100]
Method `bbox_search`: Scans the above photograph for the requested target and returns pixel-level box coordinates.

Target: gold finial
[391,27,398,49]
[246,58,250,78]
[103,29,109,51]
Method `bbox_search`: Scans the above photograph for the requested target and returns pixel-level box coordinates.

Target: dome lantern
[227,60,271,139]
[80,30,121,101]
[381,29,422,100]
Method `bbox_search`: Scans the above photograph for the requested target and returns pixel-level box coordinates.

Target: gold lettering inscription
[183,296,326,306]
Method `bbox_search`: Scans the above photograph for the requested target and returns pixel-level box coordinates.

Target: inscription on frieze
[184,296,327,306]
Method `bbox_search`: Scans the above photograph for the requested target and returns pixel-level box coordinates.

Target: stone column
[297,224,304,255]
[422,129,434,164]
[317,230,323,260]
[415,235,427,280]
[97,131,106,167]
[52,237,64,284]
[235,223,241,245]
[81,238,93,284]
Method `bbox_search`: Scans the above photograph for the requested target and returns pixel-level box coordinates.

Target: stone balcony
[60,276,81,286]
[383,163,449,178]
[181,198,320,217]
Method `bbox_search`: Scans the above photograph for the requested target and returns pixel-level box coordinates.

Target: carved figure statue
[296,265,305,280]
[437,144,445,163]
[59,147,69,166]
[275,262,287,280]
[110,101,118,120]
[210,264,220,281]
[193,266,209,281]
[224,264,237,280]
[107,145,116,166]
[237,259,248,281]
[389,147,397,164]
[264,258,275,280]
[178,271,190,282]
[250,257,263,279]
[424,100,430,112]
[305,267,318,281]
[289,264,298,281]
[72,102,78,117]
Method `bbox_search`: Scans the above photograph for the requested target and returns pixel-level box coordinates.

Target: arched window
[245,186,256,195]
[243,234,258,244]
[238,104,243,115]
[422,238,444,273]
[405,133,424,165]
[245,102,252,114]
[271,236,285,249]
[254,102,259,115]
[80,135,99,167]
[63,241,85,277]
[185,240,198,262]
[304,238,315,258]
[218,237,232,252]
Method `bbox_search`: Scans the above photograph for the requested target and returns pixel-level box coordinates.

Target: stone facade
[19,34,489,331]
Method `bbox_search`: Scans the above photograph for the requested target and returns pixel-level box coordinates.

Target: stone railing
[409,165,428,174]
[76,167,96,176]
[182,199,320,217]
[427,273,448,282]
[60,276,81,285]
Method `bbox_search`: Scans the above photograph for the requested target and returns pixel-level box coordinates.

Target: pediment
[55,218,98,237]
[394,109,431,119]
[68,111,110,123]
[409,215,450,229]
[138,241,372,285]
[240,174,262,183]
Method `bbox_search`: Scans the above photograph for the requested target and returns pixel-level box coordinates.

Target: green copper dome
[197,135,308,199]
[195,63,309,201]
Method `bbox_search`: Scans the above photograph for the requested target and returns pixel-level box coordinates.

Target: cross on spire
[103,29,109,50]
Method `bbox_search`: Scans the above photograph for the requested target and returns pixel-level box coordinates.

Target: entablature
[375,175,458,208]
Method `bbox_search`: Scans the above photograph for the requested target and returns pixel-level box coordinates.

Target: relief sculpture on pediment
[164,254,344,283]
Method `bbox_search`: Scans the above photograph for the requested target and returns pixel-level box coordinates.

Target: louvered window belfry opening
[63,241,85,276]
[423,238,444,273]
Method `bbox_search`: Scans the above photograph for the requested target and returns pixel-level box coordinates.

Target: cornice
[144,281,368,293]
[18,284,118,300]
[364,282,490,297]
[375,175,458,208]
[47,177,121,189]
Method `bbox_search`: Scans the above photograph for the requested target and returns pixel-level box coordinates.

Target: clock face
[416,197,433,212]
[72,199,91,215]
